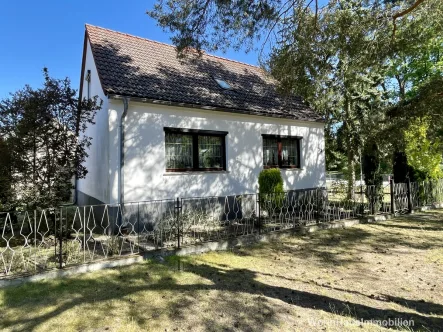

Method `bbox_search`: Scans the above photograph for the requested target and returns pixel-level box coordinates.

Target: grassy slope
[1,212,443,331]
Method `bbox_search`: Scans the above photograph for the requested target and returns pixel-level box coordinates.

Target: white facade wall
[108,100,326,203]
[76,40,110,204]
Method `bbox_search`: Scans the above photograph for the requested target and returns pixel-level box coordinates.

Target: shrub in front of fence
[258,169,285,224]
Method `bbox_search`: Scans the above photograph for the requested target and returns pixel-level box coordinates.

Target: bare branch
[393,0,427,20]
[392,0,427,37]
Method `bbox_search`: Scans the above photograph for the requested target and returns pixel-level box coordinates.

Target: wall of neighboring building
[109,100,326,203]
[76,39,110,205]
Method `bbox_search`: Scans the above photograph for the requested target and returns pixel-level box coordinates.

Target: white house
[76,24,326,205]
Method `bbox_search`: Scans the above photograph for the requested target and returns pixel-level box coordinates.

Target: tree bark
[395,75,406,100]
[344,96,355,200]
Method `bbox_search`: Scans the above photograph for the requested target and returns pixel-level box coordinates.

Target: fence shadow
[2,258,443,331]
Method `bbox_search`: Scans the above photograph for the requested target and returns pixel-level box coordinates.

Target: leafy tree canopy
[404,117,443,180]
[149,0,443,185]
[0,69,102,209]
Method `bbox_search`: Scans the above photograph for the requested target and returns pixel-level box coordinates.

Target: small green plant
[258,169,285,216]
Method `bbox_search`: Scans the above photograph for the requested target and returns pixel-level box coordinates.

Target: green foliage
[0,137,13,211]
[384,2,443,168]
[362,140,383,213]
[258,168,284,214]
[362,141,383,187]
[404,117,443,180]
[148,0,279,54]
[258,168,283,194]
[0,68,102,209]
[269,0,393,197]
[393,151,411,182]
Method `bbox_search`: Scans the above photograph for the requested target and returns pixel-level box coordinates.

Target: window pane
[165,133,193,169]
[263,138,278,166]
[198,136,223,168]
[281,138,299,167]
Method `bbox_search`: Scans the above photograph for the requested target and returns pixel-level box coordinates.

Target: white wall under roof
[106,100,326,203]
[76,40,110,205]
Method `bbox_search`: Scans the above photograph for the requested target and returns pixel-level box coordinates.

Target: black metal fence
[1,180,443,279]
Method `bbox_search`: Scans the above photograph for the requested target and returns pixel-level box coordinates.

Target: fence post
[137,202,140,252]
[54,209,57,267]
[416,181,421,208]
[257,193,261,235]
[390,178,395,215]
[368,186,374,215]
[34,210,37,271]
[176,197,181,249]
[83,206,86,263]
[59,207,63,269]
[316,189,320,223]
[428,180,435,205]
[360,181,364,215]
[407,178,412,214]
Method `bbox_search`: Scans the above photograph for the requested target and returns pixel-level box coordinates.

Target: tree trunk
[344,96,355,200]
[347,152,356,200]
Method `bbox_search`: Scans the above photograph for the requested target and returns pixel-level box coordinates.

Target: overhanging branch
[392,0,427,37]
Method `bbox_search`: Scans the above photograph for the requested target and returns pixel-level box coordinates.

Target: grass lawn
[1,212,443,331]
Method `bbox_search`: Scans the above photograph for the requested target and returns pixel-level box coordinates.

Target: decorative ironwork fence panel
[365,184,391,215]
[410,182,420,209]
[180,194,257,245]
[393,183,409,213]
[3,180,443,279]
[0,210,59,279]
[258,189,320,232]
[323,186,362,222]
[422,180,443,206]
[435,180,443,204]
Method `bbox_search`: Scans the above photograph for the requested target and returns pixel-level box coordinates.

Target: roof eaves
[108,93,325,123]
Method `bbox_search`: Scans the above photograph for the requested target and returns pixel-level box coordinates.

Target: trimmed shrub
[258,169,285,215]
[258,169,284,194]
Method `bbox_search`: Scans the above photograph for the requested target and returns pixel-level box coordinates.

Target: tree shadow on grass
[1,259,443,332]
[399,212,443,225]
[248,227,373,266]
[374,222,443,232]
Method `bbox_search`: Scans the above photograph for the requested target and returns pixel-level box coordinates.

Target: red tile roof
[84,24,323,122]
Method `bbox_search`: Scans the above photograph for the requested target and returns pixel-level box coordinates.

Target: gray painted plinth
[299,214,392,234]
[146,231,297,259]
[417,204,443,212]
[0,256,143,288]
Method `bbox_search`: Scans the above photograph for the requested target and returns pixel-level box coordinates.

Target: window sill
[163,170,230,176]
[263,167,303,171]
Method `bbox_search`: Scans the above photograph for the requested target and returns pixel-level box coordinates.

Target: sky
[0,0,260,99]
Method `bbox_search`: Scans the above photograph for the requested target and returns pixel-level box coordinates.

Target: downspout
[118,97,130,205]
